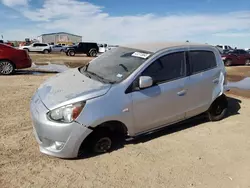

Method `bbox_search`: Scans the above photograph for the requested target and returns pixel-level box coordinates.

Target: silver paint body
[30,43,227,158]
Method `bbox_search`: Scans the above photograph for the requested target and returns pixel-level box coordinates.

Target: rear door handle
[177,90,187,96]
[213,78,219,84]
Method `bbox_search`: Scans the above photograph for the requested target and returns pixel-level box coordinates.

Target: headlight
[48,102,85,123]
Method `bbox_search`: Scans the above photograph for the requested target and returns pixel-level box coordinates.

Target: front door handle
[213,78,219,84]
[177,90,187,96]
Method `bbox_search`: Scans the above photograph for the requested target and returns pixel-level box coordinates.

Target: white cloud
[213,32,250,37]
[3,0,250,46]
[1,0,29,6]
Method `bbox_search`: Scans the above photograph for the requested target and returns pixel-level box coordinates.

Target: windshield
[81,47,153,83]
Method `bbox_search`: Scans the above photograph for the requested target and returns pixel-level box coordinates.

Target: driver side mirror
[139,76,153,89]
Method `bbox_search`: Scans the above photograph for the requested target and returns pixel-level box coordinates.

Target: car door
[77,43,84,53]
[29,43,37,51]
[53,45,61,52]
[238,50,248,64]
[35,43,43,52]
[185,50,220,118]
[131,51,189,134]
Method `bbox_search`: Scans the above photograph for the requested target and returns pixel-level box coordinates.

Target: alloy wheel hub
[0,62,13,74]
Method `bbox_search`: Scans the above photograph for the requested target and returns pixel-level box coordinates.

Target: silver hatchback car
[30,42,228,158]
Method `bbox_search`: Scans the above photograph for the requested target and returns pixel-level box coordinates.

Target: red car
[222,49,250,66]
[0,43,32,75]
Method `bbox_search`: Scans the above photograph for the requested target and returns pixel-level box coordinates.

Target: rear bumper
[15,58,32,69]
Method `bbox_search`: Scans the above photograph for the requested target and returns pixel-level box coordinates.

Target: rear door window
[188,51,217,74]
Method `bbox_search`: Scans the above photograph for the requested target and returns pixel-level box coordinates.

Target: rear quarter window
[189,51,217,74]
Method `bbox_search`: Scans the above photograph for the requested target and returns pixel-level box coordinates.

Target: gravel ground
[1,57,250,188]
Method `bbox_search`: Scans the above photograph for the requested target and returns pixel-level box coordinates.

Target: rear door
[131,51,189,134]
[185,49,220,118]
[34,43,43,52]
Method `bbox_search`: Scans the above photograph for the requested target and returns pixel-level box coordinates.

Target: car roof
[122,42,212,53]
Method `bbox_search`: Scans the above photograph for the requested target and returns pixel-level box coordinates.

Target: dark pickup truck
[64,42,99,57]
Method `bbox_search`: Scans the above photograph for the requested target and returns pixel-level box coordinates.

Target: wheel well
[0,59,15,69]
[96,121,128,135]
[224,58,232,62]
[89,48,97,53]
[210,94,228,110]
[78,121,128,156]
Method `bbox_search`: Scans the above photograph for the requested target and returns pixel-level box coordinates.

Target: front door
[237,50,248,65]
[131,51,189,134]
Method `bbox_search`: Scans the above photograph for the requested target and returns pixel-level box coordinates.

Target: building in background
[37,32,82,45]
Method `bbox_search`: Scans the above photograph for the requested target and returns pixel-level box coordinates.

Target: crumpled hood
[37,68,111,110]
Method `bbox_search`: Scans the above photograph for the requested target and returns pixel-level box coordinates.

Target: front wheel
[69,50,75,56]
[207,94,228,121]
[245,59,250,66]
[224,59,232,66]
[87,129,113,153]
[0,60,15,75]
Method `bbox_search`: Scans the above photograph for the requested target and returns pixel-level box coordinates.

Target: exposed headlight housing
[48,102,85,123]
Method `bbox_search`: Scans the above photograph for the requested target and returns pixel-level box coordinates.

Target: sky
[0,0,250,48]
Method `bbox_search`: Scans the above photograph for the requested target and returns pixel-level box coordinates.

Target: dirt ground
[1,55,250,188]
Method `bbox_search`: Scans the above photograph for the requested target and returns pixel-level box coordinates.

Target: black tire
[66,51,69,56]
[43,49,49,54]
[245,59,250,66]
[89,49,97,57]
[224,59,232,66]
[69,50,75,56]
[87,128,113,154]
[207,94,228,121]
[0,60,15,75]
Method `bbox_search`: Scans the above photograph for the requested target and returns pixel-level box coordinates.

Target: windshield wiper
[119,64,128,72]
[87,71,115,84]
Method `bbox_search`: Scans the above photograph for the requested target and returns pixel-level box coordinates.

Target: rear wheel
[89,49,97,57]
[0,60,15,75]
[43,49,49,54]
[207,94,228,121]
[245,59,250,66]
[224,59,232,66]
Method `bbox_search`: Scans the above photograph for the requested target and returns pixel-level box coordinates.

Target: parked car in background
[51,44,67,53]
[216,45,233,53]
[19,43,51,54]
[0,43,31,75]
[64,42,99,57]
[221,49,250,66]
[98,43,108,53]
[30,42,228,158]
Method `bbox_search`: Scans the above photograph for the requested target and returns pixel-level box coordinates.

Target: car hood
[37,68,111,110]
